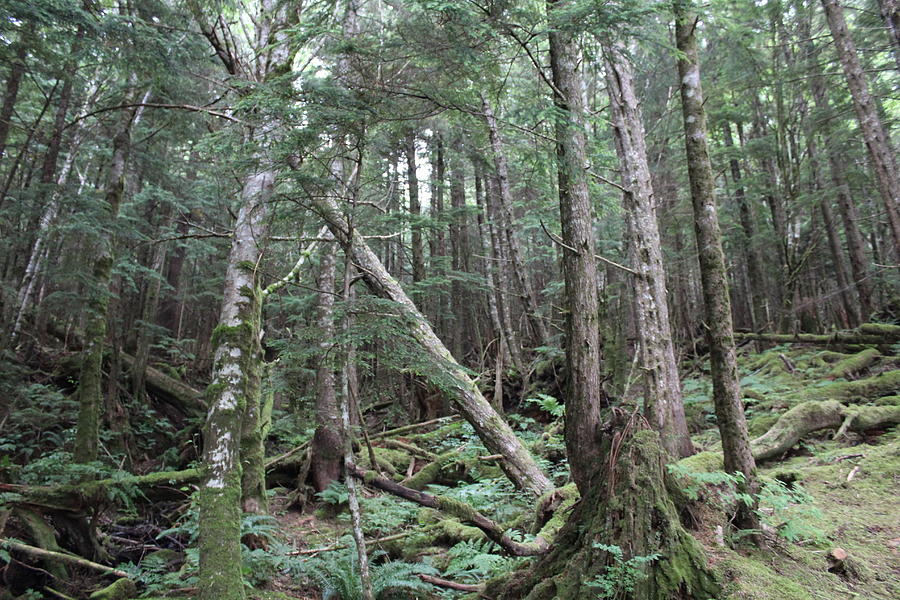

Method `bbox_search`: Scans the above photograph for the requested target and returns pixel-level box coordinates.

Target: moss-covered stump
[494,429,720,600]
[89,578,137,600]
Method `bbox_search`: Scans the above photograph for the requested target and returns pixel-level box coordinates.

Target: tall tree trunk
[876,0,900,72]
[821,0,900,256]
[73,111,135,463]
[484,169,525,372]
[307,190,551,497]
[199,168,272,600]
[311,238,341,492]
[723,122,767,330]
[0,30,29,162]
[674,0,759,531]
[481,97,550,349]
[602,39,692,459]
[449,145,469,362]
[547,2,603,493]
[406,130,426,291]
[132,209,173,399]
[807,38,875,318]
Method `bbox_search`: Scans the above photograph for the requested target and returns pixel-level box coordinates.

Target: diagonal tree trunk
[307,190,551,497]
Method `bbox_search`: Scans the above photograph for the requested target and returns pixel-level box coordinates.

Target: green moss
[874,395,900,406]
[403,448,460,490]
[717,550,813,600]
[676,450,724,473]
[788,370,900,404]
[89,578,137,600]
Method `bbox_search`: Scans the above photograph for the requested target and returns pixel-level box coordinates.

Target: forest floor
[2,342,899,599]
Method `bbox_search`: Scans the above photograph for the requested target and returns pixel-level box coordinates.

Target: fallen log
[347,464,549,556]
[734,332,891,346]
[789,370,900,403]
[0,469,199,512]
[751,401,900,461]
[827,348,881,380]
[1,538,130,578]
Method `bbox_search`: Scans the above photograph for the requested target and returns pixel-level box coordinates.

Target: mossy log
[402,448,463,490]
[788,370,900,403]
[734,331,894,346]
[0,469,199,512]
[858,322,900,337]
[347,464,548,556]
[751,401,900,461]
[494,429,720,600]
[45,323,207,418]
[826,348,881,379]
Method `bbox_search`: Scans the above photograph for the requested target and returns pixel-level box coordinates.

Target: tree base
[494,427,720,600]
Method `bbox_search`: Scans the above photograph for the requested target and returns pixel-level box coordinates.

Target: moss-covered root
[750,401,900,462]
[89,578,137,600]
[494,429,720,600]
[13,508,68,580]
[826,348,880,380]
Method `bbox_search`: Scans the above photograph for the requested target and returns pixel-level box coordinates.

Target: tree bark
[406,129,426,291]
[311,237,342,492]
[602,39,692,459]
[822,0,900,256]
[877,0,900,72]
[548,0,603,493]
[674,0,759,530]
[807,36,875,318]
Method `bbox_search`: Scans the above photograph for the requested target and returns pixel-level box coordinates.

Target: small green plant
[318,480,350,505]
[667,463,753,507]
[756,478,825,543]
[587,543,661,599]
[526,393,565,417]
[444,539,513,582]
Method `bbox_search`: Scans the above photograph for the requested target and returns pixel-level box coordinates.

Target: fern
[444,539,512,581]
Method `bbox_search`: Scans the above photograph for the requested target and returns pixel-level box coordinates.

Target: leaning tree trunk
[674,0,759,531]
[602,39,692,459]
[307,191,551,497]
[0,28,29,162]
[822,0,900,256]
[877,0,900,71]
[73,111,135,464]
[547,0,603,492]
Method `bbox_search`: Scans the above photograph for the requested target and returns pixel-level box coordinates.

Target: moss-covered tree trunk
[602,39,693,459]
[73,115,133,464]
[199,169,271,600]
[497,427,720,600]
[674,0,759,531]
